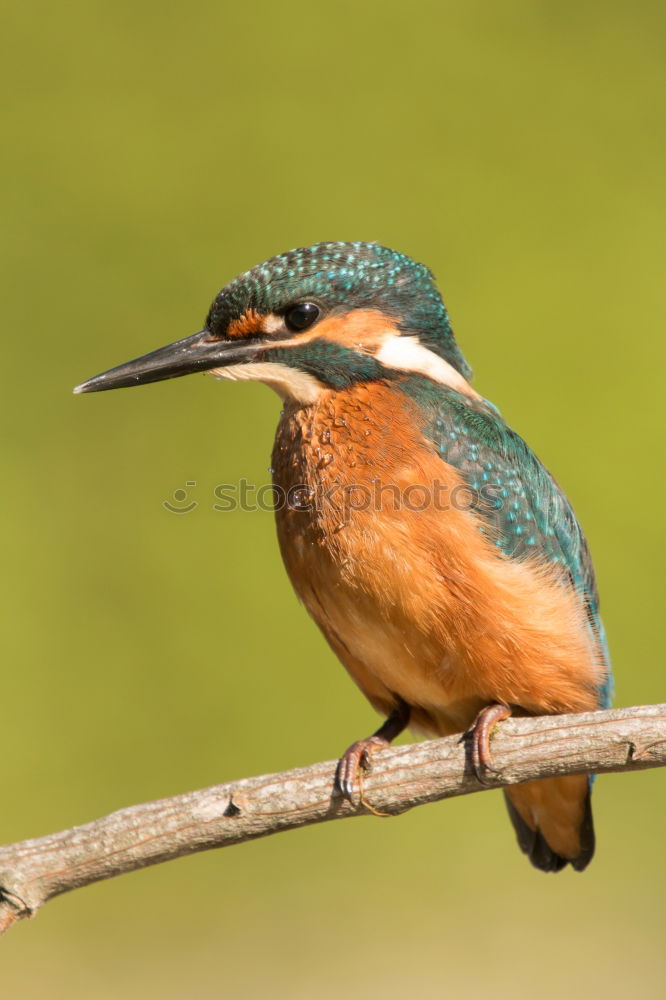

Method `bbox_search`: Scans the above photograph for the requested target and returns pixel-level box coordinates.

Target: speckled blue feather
[206,241,472,379]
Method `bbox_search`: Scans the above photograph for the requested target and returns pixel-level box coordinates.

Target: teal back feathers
[401,376,613,708]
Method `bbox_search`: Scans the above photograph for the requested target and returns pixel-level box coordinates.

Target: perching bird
[74,242,612,872]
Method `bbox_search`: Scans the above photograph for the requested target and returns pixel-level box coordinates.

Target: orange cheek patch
[314,309,401,351]
[226,308,267,339]
[226,307,399,347]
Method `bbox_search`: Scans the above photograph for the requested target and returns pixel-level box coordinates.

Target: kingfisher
[74,242,612,872]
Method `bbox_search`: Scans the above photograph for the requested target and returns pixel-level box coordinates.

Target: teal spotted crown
[205,242,472,379]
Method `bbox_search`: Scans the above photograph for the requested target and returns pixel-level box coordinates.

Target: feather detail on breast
[271,381,605,736]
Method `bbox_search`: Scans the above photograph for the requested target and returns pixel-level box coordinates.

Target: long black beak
[73,330,262,394]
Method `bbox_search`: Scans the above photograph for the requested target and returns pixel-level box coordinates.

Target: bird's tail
[504,775,595,872]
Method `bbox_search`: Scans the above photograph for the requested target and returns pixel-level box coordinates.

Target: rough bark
[1,704,664,936]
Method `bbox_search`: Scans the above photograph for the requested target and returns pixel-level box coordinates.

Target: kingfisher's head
[74,242,474,403]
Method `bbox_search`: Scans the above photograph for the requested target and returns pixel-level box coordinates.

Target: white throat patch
[375,334,479,399]
[207,362,323,405]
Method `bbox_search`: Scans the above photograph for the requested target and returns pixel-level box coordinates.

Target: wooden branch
[1,704,664,936]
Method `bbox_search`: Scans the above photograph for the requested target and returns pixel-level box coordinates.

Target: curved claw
[336,735,390,803]
[469,703,512,785]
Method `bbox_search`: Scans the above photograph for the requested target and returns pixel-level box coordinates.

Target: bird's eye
[285,302,320,332]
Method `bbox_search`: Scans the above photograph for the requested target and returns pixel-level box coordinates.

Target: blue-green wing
[410,381,612,707]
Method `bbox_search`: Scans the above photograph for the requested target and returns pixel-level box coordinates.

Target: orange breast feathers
[271,382,605,736]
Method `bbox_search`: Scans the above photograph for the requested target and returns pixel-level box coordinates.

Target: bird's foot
[468,702,512,785]
[336,700,410,810]
[336,735,391,805]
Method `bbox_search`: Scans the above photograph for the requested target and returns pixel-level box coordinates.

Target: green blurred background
[2,1,663,996]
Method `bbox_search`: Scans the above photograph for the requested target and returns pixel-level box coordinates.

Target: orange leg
[337,699,410,803]
[469,702,512,784]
